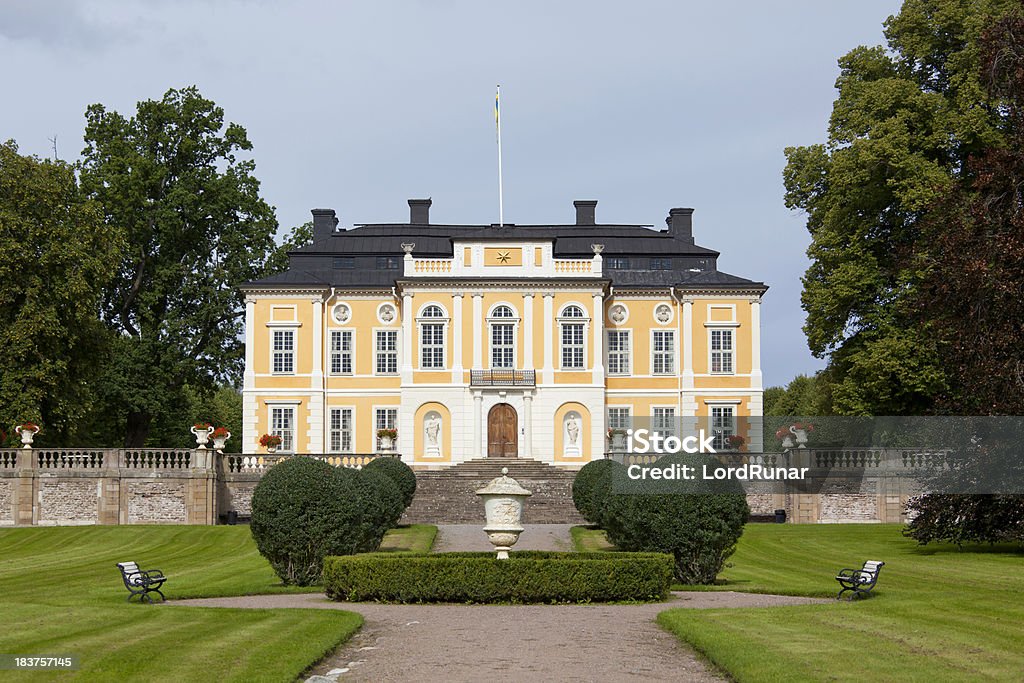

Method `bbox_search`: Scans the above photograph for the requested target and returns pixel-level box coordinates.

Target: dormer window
[607,257,630,270]
[650,257,672,270]
[333,256,355,269]
[376,256,401,270]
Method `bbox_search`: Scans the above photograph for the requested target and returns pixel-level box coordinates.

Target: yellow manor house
[240,199,767,467]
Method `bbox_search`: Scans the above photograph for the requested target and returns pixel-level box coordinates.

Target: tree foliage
[783,0,1017,415]
[0,141,123,443]
[78,86,280,445]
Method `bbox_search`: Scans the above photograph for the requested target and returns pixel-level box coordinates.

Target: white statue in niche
[564,413,581,457]
[424,412,441,458]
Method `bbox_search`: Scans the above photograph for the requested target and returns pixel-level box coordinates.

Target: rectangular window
[491,323,515,369]
[607,330,631,375]
[376,256,400,270]
[711,406,735,451]
[332,256,355,269]
[330,330,353,375]
[650,257,672,270]
[608,407,632,431]
[375,408,398,450]
[375,330,398,374]
[561,323,585,369]
[653,407,676,438]
[652,330,675,375]
[271,407,295,452]
[421,323,445,369]
[711,329,734,374]
[606,257,630,270]
[329,408,353,453]
[272,330,295,374]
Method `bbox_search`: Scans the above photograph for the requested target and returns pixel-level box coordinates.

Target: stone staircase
[401,458,586,524]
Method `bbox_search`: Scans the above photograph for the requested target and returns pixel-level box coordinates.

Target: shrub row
[323,551,674,603]
[573,454,749,585]
[250,456,416,586]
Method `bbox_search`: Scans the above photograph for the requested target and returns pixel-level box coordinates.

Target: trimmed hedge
[356,468,406,548]
[571,458,621,524]
[362,456,417,508]
[323,551,673,603]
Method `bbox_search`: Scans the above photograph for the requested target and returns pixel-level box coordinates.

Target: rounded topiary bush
[250,457,368,585]
[572,458,621,524]
[356,468,406,551]
[362,456,417,508]
[602,453,749,584]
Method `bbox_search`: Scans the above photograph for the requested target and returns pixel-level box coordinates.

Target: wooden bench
[117,561,168,603]
[835,560,884,600]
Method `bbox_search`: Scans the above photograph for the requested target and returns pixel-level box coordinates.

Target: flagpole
[496,85,504,227]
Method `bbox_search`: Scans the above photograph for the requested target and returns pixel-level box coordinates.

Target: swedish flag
[495,86,500,130]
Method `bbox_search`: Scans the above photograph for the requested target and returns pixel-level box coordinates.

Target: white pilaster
[243,296,256,391]
[473,392,483,459]
[542,292,554,384]
[523,393,533,459]
[523,293,534,371]
[472,293,483,369]
[592,293,604,384]
[681,299,694,390]
[311,298,323,385]
[452,293,464,383]
[750,299,763,390]
[401,292,414,382]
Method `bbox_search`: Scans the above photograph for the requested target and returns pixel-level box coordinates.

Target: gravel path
[175,592,827,682]
[432,524,575,552]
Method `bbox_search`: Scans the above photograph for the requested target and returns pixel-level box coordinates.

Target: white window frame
[652,406,676,438]
[270,406,296,453]
[606,329,632,375]
[417,304,449,370]
[651,330,675,375]
[374,407,398,450]
[607,406,632,431]
[711,406,736,451]
[329,407,354,453]
[271,329,295,375]
[487,303,520,370]
[557,304,589,370]
[709,328,735,375]
[374,329,399,375]
[329,329,353,375]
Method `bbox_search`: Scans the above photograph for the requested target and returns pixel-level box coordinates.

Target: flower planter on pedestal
[379,436,395,451]
[610,434,626,451]
[475,467,532,560]
[212,431,231,452]
[190,426,212,450]
[15,424,39,449]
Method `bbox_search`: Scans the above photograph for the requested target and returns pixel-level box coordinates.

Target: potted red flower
[259,433,283,453]
[15,422,40,449]
[211,426,231,451]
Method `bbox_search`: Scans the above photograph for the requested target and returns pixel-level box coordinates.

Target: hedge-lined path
[431,523,575,552]
[174,592,826,682]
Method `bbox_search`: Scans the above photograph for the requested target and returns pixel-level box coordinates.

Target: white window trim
[373,405,399,451]
[267,404,297,454]
[487,302,521,370]
[329,329,355,376]
[328,406,355,454]
[708,327,736,375]
[606,405,633,430]
[650,329,677,376]
[270,328,297,375]
[605,328,632,376]
[373,327,400,376]
[416,303,450,371]
[557,302,590,371]
[650,405,678,437]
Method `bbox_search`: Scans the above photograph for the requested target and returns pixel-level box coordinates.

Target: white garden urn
[791,427,809,448]
[190,425,212,450]
[475,467,532,560]
[212,430,231,452]
[15,424,39,449]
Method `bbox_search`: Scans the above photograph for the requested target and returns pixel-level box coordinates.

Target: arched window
[558,305,587,369]
[488,305,517,369]
[418,304,447,369]
[561,305,585,318]
[422,305,445,318]
[492,305,514,318]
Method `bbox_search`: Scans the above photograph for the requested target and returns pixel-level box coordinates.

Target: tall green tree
[79,87,280,445]
[0,140,124,443]
[783,0,1015,415]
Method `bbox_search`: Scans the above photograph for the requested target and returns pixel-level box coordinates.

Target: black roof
[244,217,765,292]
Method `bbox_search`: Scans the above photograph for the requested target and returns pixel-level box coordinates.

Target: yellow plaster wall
[325,395,401,453]
[603,298,679,377]
[692,299,753,375]
[254,396,310,453]
[253,298,315,375]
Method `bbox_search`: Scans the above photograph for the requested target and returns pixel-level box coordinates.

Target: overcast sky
[1,0,903,388]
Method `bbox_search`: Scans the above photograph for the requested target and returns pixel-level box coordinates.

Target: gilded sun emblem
[496,250,512,263]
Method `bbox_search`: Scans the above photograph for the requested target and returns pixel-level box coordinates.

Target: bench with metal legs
[835,560,884,600]
[117,561,168,603]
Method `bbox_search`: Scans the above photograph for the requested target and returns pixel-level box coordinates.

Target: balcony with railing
[470,369,536,387]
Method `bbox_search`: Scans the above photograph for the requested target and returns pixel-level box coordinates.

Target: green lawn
[645,524,1024,682]
[0,524,434,682]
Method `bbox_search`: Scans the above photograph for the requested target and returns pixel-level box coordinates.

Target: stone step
[402,458,585,525]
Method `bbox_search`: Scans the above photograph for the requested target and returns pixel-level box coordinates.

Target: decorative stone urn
[212,430,231,452]
[475,467,532,560]
[190,425,212,450]
[265,445,278,455]
[780,434,795,449]
[610,432,627,451]
[792,427,809,448]
[15,424,39,449]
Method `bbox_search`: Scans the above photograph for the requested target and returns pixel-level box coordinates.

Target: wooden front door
[487,403,518,457]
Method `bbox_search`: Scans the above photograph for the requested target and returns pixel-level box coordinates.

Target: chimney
[574,200,597,225]
[409,198,432,224]
[311,208,339,240]
[667,207,694,243]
